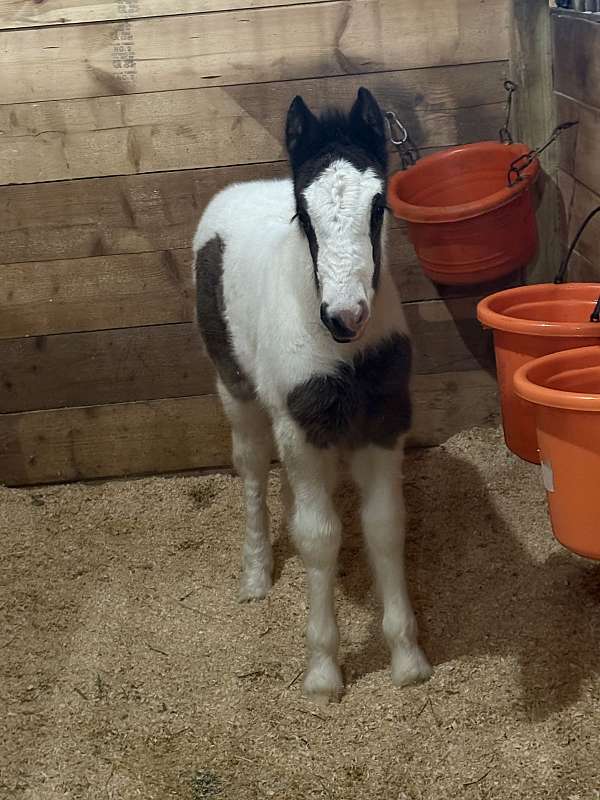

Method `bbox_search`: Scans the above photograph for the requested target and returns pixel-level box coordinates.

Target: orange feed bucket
[514,346,600,560]
[477,283,600,464]
[387,142,540,286]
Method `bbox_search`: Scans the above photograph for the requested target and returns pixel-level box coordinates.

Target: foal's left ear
[350,88,387,167]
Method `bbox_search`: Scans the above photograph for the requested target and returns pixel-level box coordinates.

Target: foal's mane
[314,109,357,146]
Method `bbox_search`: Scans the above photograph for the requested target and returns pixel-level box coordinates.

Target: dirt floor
[1,426,600,800]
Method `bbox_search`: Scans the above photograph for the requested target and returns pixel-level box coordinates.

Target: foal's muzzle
[320,301,369,343]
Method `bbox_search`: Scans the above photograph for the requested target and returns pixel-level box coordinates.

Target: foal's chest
[286,333,412,450]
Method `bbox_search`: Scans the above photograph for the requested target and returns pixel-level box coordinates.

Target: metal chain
[499,80,518,144]
[384,111,420,170]
[507,121,578,186]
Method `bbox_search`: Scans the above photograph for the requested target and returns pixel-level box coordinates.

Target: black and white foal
[193,88,431,702]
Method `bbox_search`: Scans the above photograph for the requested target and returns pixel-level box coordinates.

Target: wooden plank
[550,3,600,17]
[564,248,600,283]
[4,244,421,341]
[0,0,328,30]
[0,161,393,265]
[0,0,510,104]
[556,94,600,199]
[405,298,494,375]
[410,369,499,448]
[0,395,231,485]
[0,232,518,339]
[511,0,561,284]
[553,15,600,255]
[557,170,600,269]
[0,369,498,485]
[0,62,507,185]
[553,13,600,109]
[0,162,288,266]
[0,297,493,415]
[0,323,214,413]
[0,250,193,339]
[0,148,460,265]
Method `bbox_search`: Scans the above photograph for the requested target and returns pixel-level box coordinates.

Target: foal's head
[286,88,388,344]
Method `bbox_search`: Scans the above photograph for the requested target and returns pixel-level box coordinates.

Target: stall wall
[0,0,509,485]
[553,8,600,279]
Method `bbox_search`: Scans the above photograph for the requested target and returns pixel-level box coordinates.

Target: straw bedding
[1,426,599,799]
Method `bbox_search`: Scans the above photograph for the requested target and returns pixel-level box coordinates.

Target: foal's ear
[350,87,387,167]
[286,95,320,168]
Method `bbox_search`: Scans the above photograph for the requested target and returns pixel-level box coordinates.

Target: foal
[193,88,431,702]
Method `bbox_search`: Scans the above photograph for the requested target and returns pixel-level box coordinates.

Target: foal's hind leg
[218,381,273,601]
[351,442,432,686]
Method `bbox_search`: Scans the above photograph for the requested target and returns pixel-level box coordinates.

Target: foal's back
[194,177,295,249]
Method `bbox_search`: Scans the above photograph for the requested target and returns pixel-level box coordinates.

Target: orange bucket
[387,141,539,286]
[477,283,600,464]
[514,346,600,559]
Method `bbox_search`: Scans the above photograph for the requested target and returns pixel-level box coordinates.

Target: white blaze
[303,160,382,316]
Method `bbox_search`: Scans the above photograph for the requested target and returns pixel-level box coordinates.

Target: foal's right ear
[285,96,319,168]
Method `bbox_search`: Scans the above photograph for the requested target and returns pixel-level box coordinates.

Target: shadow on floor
[279,445,600,722]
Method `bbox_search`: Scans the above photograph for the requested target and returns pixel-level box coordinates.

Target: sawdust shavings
[1,427,600,799]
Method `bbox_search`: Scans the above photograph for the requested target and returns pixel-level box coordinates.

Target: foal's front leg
[218,381,273,601]
[352,443,432,686]
[274,418,343,703]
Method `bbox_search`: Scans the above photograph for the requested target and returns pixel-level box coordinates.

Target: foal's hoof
[391,646,433,687]
[238,568,272,602]
[303,662,344,705]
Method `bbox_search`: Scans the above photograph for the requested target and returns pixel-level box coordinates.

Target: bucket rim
[477,282,600,337]
[387,141,539,224]
[514,345,600,411]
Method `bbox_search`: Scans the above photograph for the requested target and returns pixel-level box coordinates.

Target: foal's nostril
[320,302,369,342]
[329,314,356,341]
[335,309,360,332]
[337,302,369,333]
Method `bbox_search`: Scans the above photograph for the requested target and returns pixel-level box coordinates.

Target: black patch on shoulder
[195,235,256,401]
[287,333,412,450]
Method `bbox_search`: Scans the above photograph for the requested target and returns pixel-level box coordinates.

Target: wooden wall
[0,0,510,486]
[552,7,600,280]
[511,0,561,284]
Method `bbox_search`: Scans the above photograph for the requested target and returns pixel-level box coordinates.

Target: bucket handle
[507,121,578,187]
[554,202,600,323]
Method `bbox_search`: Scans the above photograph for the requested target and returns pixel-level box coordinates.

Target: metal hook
[384,111,408,146]
[499,80,518,145]
[385,109,420,170]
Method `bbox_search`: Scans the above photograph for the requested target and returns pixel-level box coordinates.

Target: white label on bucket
[541,461,555,493]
